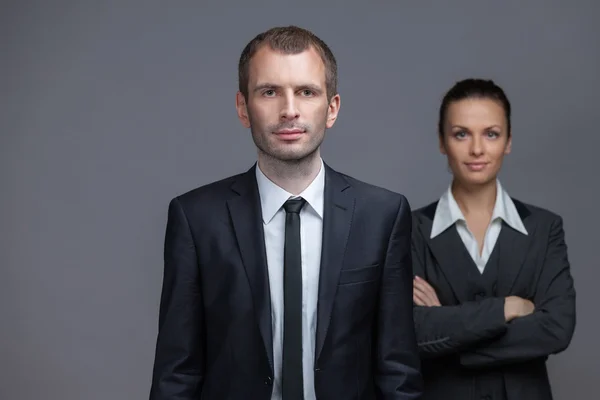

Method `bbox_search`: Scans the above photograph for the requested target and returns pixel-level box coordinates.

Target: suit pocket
[338,264,380,285]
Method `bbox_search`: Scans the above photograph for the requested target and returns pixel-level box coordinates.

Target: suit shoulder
[341,173,407,205]
[411,200,438,222]
[170,172,244,208]
[412,201,438,216]
[511,198,563,224]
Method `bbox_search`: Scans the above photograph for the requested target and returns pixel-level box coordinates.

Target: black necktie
[282,197,306,400]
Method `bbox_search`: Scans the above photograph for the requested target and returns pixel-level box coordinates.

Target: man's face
[236,45,340,163]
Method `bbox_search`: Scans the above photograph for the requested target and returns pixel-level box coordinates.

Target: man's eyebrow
[253,83,280,92]
[298,84,323,93]
[253,83,324,93]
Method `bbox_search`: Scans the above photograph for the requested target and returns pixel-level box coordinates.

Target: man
[149,26,422,400]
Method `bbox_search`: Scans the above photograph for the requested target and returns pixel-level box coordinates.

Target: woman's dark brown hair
[438,78,512,137]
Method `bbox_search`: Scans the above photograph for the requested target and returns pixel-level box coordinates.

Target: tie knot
[283,198,306,214]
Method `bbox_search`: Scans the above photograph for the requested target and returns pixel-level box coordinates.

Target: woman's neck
[451,178,497,217]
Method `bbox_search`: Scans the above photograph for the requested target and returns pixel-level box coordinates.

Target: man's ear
[236,91,251,128]
[325,93,341,129]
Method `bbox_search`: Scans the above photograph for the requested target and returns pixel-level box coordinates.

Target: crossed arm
[412,217,576,368]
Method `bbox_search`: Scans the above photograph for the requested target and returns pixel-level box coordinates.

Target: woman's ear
[439,134,447,155]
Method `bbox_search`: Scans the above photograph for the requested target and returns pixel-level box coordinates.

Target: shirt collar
[430,179,528,238]
[255,158,325,224]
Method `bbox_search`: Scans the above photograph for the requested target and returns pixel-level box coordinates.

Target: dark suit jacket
[149,163,422,400]
[411,199,576,400]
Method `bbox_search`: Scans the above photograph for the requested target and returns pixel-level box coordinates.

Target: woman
[411,78,576,400]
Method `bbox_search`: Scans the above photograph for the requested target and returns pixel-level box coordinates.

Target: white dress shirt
[255,159,325,400]
[430,180,528,273]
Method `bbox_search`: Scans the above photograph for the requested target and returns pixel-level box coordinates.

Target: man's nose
[280,94,300,120]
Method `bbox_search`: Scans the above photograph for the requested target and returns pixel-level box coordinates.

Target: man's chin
[263,148,319,163]
[275,153,313,162]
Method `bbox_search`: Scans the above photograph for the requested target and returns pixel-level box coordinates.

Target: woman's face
[440,97,511,188]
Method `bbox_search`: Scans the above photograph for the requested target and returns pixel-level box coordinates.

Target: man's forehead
[250,45,324,70]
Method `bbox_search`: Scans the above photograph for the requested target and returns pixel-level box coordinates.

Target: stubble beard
[249,114,328,168]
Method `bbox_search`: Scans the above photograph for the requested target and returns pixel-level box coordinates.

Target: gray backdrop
[2,1,598,399]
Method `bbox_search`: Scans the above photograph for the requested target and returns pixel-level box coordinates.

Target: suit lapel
[418,199,536,300]
[226,165,273,372]
[315,165,355,362]
[496,199,536,295]
[418,215,474,303]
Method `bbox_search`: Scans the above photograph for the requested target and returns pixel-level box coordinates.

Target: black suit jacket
[149,164,422,399]
[411,199,576,400]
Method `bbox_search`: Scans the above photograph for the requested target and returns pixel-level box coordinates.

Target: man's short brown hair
[238,26,338,101]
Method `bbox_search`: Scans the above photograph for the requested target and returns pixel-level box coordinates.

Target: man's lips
[274,129,305,140]
[274,129,304,134]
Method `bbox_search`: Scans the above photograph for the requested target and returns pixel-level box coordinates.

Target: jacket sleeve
[459,216,576,368]
[411,224,509,358]
[374,196,423,399]
[413,301,508,358]
[149,198,205,399]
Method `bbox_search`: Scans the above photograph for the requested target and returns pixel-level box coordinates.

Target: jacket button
[264,376,273,386]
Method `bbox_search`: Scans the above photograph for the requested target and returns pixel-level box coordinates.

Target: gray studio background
[2,1,599,399]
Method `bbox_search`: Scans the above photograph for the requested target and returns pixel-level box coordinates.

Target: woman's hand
[504,296,535,322]
[413,276,441,307]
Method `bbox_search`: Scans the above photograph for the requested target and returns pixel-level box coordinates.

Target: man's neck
[451,178,497,217]
[257,151,322,196]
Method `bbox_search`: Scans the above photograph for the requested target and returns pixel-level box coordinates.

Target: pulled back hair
[438,78,512,137]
